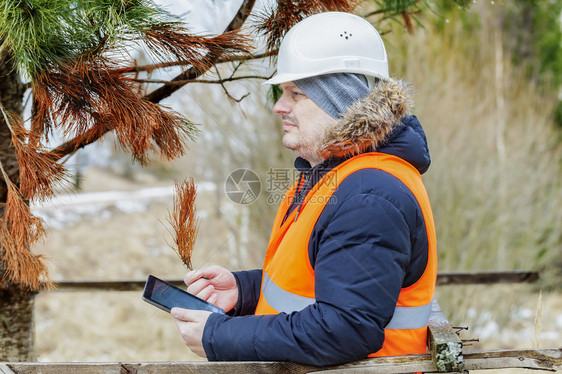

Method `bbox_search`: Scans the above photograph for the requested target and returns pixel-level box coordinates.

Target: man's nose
[273,96,291,115]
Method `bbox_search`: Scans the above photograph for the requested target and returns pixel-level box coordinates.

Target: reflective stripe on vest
[262,272,315,313]
[263,269,432,329]
[255,152,437,358]
[385,299,434,330]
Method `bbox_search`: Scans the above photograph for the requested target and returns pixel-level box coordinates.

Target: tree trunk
[0,59,34,361]
[0,288,37,361]
[0,60,23,197]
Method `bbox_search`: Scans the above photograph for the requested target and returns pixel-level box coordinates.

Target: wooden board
[42,271,539,292]
[464,348,562,371]
[435,271,539,285]
[0,356,436,374]
[2,349,560,373]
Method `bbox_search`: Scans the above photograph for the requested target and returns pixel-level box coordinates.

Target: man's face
[273,82,336,166]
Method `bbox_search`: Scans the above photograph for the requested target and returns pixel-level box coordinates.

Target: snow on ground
[31,182,216,229]
[464,299,561,352]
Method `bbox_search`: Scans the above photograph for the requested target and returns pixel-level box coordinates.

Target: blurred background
[29,0,561,368]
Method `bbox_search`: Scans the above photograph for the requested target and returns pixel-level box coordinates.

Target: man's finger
[171,308,211,322]
[171,307,194,321]
[184,270,202,286]
[199,265,220,277]
[187,278,210,295]
[195,284,215,300]
[209,293,218,305]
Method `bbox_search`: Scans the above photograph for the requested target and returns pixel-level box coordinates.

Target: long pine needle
[167,178,200,270]
[0,163,52,291]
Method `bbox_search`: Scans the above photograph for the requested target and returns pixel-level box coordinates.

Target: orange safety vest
[255,152,437,357]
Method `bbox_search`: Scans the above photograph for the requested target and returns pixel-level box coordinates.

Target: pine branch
[33,55,197,165]
[50,125,110,162]
[363,0,427,32]
[142,27,253,73]
[402,11,414,34]
[0,0,190,79]
[131,74,274,86]
[49,0,257,161]
[0,161,52,291]
[1,106,69,200]
[363,0,424,18]
[0,39,9,66]
[118,50,277,74]
[144,0,257,104]
[167,178,200,270]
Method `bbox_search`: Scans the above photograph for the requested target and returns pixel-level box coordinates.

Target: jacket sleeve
[230,269,263,316]
[202,192,412,366]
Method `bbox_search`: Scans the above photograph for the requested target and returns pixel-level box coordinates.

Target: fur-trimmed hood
[319,79,414,155]
[317,78,430,174]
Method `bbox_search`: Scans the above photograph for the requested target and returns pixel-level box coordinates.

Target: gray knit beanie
[294,73,370,119]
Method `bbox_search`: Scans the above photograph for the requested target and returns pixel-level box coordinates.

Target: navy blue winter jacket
[202,81,433,366]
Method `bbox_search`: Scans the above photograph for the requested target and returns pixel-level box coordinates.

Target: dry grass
[388,3,562,348]
[35,292,201,362]
[396,11,561,276]
[33,170,239,361]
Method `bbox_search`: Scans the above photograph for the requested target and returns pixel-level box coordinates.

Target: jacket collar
[313,79,430,175]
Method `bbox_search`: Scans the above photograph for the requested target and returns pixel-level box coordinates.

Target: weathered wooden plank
[42,271,540,292]
[3,349,559,373]
[0,363,16,374]
[43,279,184,292]
[436,271,539,285]
[309,355,438,373]
[1,362,311,374]
[464,348,562,371]
[428,300,464,372]
[0,356,438,374]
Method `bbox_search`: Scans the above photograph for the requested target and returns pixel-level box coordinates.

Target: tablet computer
[142,275,225,314]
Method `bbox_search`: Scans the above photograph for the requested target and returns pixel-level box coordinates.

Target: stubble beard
[281,114,299,151]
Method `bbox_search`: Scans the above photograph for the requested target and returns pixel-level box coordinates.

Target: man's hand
[184,265,238,312]
[171,308,211,357]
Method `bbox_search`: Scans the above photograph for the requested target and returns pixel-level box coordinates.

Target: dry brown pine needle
[167,178,200,269]
[3,110,69,200]
[143,26,253,72]
[32,56,188,165]
[0,167,52,291]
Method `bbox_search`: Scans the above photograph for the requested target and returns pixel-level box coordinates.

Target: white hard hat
[264,12,389,87]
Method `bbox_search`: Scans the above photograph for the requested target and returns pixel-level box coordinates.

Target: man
[171,12,437,366]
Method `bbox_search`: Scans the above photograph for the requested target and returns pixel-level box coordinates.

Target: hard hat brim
[263,70,391,86]
[262,72,321,86]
